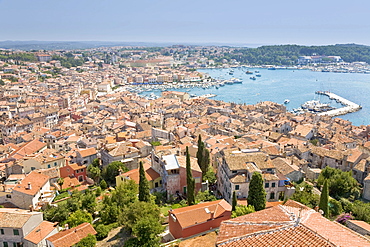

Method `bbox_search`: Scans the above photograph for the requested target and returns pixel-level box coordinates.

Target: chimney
[27,182,32,190]
[65,224,69,230]
[29,205,33,212]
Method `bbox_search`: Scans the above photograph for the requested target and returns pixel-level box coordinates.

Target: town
[0,46,370,246]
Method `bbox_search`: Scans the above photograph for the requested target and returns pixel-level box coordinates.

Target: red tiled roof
[116,163,160,183]
[46,222,97,247]
[12,171,50,196]
[170,199,232,229]
[24,221,56,244]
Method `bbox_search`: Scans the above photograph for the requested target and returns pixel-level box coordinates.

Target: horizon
[1,0,369,46]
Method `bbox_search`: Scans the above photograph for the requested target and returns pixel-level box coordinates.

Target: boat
[231,78,243,83]
[250,76,256,80]
[301,100,334,112]
[246,71,253,74]
[284,99,290,104]
[255,70,259,73]
[256,74,261,77]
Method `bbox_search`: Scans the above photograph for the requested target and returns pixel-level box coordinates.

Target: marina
[316,91,362,117]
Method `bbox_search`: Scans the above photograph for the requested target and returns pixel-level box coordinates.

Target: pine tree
[247,172,266,211]
[139,161,150,202]
[186,147,195,206]
[319,179,329,217]
[232,191,237,211]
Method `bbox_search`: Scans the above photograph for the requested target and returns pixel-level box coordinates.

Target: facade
[59,163,87,182]
[169,199,232,239]
[0,208,57,247]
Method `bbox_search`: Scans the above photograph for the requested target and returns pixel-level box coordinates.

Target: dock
[315,91,362,117]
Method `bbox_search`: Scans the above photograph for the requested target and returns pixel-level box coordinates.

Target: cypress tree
[186,147,195,206]
[232,191,237,211]
[138,161,150,202]
[247,172,266,211]
[196,134,204,172]
[319,179,329,218]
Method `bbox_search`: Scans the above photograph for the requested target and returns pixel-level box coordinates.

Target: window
[13,243,17,247]
[47,164,51,168]
[0,229,4,234]
[13,229,19,235]
[270,192,275,200]
[4,242,8,247]
[235,185,240,190]
[232,171,237,174]
[155,182,158,188]
[265,183,269,188]
[54,162,57,166]
[272,182,276,188]
[31,167,36,171]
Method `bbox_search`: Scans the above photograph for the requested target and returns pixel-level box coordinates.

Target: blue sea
[139,67,370,126]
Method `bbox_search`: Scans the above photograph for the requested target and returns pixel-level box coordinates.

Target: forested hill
[210,44,370,65]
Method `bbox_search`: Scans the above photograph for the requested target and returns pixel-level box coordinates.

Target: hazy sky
[1,0,369,46]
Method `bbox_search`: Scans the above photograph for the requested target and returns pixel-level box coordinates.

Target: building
[59,163,87,182]
[169,199,232,239]
[46,222,97,247]
[216,200,370,246]
[0,208,57,247]
[115,163,162,190]
[11,171,54,210]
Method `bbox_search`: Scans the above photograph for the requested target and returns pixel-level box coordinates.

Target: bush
[100,179,108,190]
[54,192,70,201]
[95,224,111,240]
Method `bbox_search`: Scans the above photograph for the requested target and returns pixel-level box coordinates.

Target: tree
[57,177,64,188]
[195,190,217,202]
[232,205,255,218]
[129,216,163,247]
[196,135,204,172]
[111,180,138,208]
[203,166,216,184]
[100,179,108,190]
[43,203,69,223]
[138,161,150,202]
[65,210,93,228]
[119,201,163,233]
[290,182,319,208]
[247,172,266,211]
[186,147,195,206]
[232,191,237,211]
[319,179,329,218]
[102,161,129,186]
[76,234,97,247]
[81,190,97,215]
[87,165,101,183]
[95,224,111,240]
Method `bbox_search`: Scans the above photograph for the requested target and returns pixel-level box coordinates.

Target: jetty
[315,91,362,117]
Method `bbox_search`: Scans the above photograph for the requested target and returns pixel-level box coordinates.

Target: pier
[315,91,362,117]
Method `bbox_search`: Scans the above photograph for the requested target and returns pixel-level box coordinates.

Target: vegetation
[195,190,217,203]
[207,44,370,65]
[319,179,329,217]
[290,182,320,208]
[0,52,37,62]
[232,191,237,211]
[102,161,129,186]
[317,167,361,200]
[150,141,161,146]
[52,53,84,68]
[186,147,195,206]
[247,172,266,211]
[231,205,255,218]
[76,234,97,247]
[138,161,150,202]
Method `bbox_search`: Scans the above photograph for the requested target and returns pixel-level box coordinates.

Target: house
[59,163,87,182]
[115,163,162,190]
[216,200,370,246]
[272,157,304,182]
[0,208,58,247]
[11,171,54,210]
[75,147,97,166]
[46,222,97,247]
[169,199,232,239]
[100,142,140,170]
[151,153,202,197]
[290,124,315,141]
[22,149,66,173]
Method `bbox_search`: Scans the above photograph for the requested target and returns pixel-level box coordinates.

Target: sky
[1,0,370,46]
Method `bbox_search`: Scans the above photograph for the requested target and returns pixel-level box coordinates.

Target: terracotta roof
[116,163,160,183]
[12,171,50,196]
[217,200,370,247]
[170,200,232,229]
[10,139,46,160]
[77,147,97,157]
[24,221,56,244]
[46,222,97,247]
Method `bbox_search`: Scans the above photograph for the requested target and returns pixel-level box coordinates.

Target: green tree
[100,179,108,190]
[43,203,69,223]
[128,216,163,247]
[195,190,217,202]
[76,234,97,247]
[95,224,111,240]
[232,191,237,211]
[247,172,266,211]
[232,205,255,218]
[81,190,97,215]
[138,161,150,202]
[57,177,64,188]
[329,198,343,217]
[87,165,101,183]
[102,161,129,185]
[319,179,329,218]
[119,201,163,233]
[203,166,216,184]
[65,210,92,228]
[111,180,138,208]
[186,147,195,206]
[318,166,360,200]
[290,182,320,208]
[196,135,204,172]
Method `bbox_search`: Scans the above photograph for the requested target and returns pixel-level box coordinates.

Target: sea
[139,67,370,126]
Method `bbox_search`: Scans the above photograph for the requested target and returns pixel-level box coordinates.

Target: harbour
[316,91,362,117]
